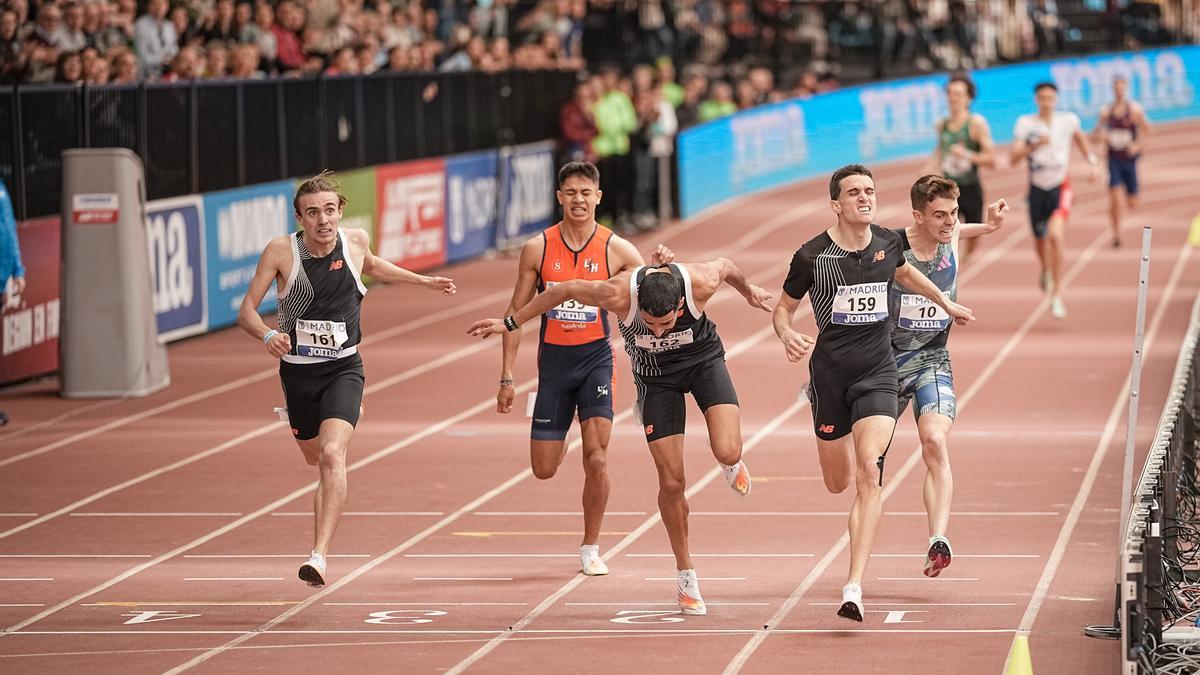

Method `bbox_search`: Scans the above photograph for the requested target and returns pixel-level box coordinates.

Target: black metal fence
[1,69,576,222]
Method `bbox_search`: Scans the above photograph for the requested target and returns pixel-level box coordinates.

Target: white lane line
[809,602,1016,607]
[690,511,1059,517]
[404,554,576,558]
[1007,236,1196,664]
[5,628,1018,635]
[70,513,242,517]
[473,512,647,517]
[270,512,444,517]
[0,555,152,559]
[565,602,772,607]
[0,578,53,581]
[182,554,371,559]
[0,290,514,469]
[323,602,528,607]
[183,578,284,582]
[870,554,1039,559]
[721,205,1076,674]
[625,554,813,558]
[81,602,299,607]
[878,577,980,581]
[412,578,512,582]
[645,577,746,581]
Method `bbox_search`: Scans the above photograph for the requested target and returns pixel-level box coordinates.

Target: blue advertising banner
[145,195,207,342]
[496,140,557,249]
[445,150,500,263]
[679,46,1200,217]
[203,180,294,329]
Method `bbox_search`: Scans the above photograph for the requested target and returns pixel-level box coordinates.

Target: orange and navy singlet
[530,223,616,441]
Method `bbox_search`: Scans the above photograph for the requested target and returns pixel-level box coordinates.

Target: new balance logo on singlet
[329,260,343,271]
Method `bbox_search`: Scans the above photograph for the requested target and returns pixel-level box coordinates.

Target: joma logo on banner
[1050,50,1194,116]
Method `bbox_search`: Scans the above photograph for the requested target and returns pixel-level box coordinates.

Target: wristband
[499,378,514,387]
[503,316,519,332]
[263,329,278,344]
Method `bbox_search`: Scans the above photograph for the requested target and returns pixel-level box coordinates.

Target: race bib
[1108,128,1134,151]
[295,319,348,359]
[831,283,888,325]
[898,294,951,331]
[633,328,694,353]
[544,281,599,327]
[942,150,973,176]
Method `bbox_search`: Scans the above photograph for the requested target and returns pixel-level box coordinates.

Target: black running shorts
[279,353,365,440]
[634,355,739,443]
[807,356,898,441]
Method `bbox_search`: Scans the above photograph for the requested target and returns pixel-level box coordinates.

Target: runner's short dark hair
[638,272,682,317]
[558,161,600,188]
[829,164,873,200]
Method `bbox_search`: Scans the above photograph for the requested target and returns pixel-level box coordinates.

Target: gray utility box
[60,148,169,398]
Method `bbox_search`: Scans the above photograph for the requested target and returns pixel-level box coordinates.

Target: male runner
[238,171,456,587]
[1010,81,1099,319]
[496,161,671,577]
[890,175,1009,578]
[1093,75,1151,248]
[772,164,974,622]
[471,258,770,615]
[929,74,995,259]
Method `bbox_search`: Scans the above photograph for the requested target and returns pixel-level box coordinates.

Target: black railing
[1,69,576,222]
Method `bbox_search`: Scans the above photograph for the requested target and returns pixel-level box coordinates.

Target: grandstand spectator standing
[470,257,766,616]
[133,0,178,80]
[1010,82,1100,320]
[592,66,637,231]
[930,75,995,259]
[237,172,455,588]
[489,161,671,578]
[1093,75,1152,248]
[891,176,1009,578]
[773,164,974,622]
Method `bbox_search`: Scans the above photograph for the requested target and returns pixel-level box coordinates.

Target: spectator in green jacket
[592,65,637,230]
[698,80,737,122]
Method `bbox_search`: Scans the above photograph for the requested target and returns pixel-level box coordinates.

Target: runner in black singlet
[772,164,974,623]
[239,171,456,588]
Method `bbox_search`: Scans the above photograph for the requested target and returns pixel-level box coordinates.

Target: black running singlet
[277,229,368,364]
[618,264,724,377]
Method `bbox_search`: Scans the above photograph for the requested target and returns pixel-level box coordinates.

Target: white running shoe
[677,569,706,615]
[722,460,752,496]
[299,551,326,587]
[580,545,609,576]
[924,536,954,578]
[837,583,864,622]
[1050,296,1067,319]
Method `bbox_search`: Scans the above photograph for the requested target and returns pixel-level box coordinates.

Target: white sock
[580,544,599,559]
[720,461,741,480]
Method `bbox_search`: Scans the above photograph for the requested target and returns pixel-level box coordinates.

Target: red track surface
[2,122,1199,674]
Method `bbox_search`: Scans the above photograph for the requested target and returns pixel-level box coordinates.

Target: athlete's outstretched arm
[772,293,814,363]
[238,237,292,358]
[468,276,628,339]
[495,238,543,413]
[704,257,772,310]
[895,263,975,326]
[958,198,1010,240]
[356,231,455,294]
